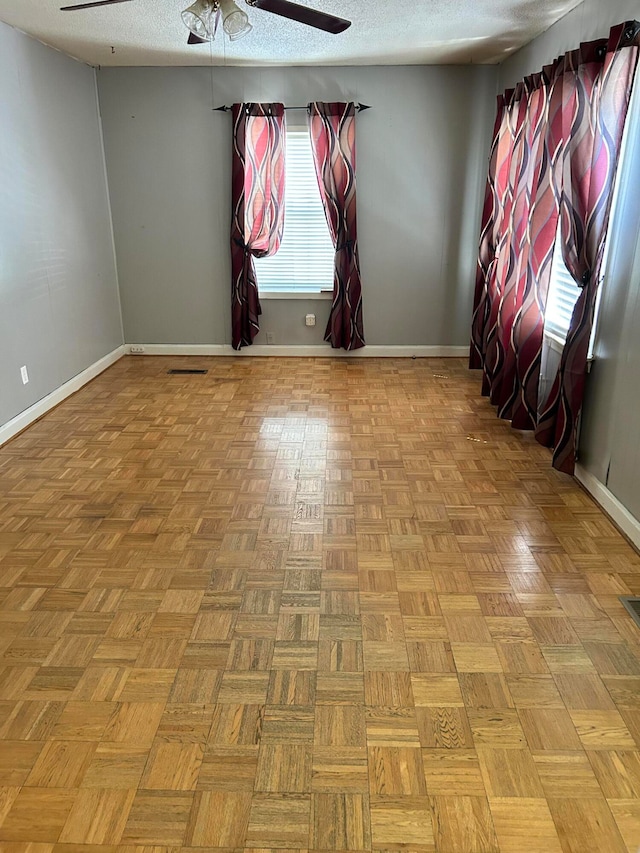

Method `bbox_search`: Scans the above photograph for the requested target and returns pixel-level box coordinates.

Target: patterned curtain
[482,85,529,400]
[536,21,640,472]
[230,103,286,350]
[509,60,564,429]
[490,77,550,416]
[470,20,640,474]
[470,88,525,396]
[469,94,508,370]
[308,102,365,350]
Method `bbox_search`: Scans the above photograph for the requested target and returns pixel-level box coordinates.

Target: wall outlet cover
[305,314,316,326]
[20,366,29,384]
[129,346,145,354]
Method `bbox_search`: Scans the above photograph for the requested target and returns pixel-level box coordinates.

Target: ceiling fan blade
[60,0,134,10]
[250,0,351,34]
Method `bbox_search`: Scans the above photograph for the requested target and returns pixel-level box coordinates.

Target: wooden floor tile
[569,710,636,750]
[118,668,176,703]
[411,675,464,707]
[314,704,366,747]
[139,742,203,790]
[310,792,371,850]
[217,671,270,704]
[311,747,369,793]
[588,750,640,798]
[246,793,311,848]
[1,355,639,852]
[363,642,410,671]
[458,673,514,709]
[121,790,194,845]
[0,788,77,842]
[416,706,475,749]
[365,707,421,747]
[80,744,149,789]
[429,795,499,852]
[468,710,528,748]
[489,797,563,852]
[25,742,95,788]
[0,742,45,785]
[186,790,252,846]
[58,788,135,844]
[316,672,365,705]
[267,670,316,705]
[370,796,434,848]
[255,743,312,792]
[423,749,485,796]
[261,707,315,743]
[101,703,164,745]
[518,708,582,751]
[533,751,603,799]
[318,638,363,672]
[608,798,640,852]
[547,797,628,853]
[406,640,455,673]
[168,667,222,703]
[477,748,543,797]
[197,745,258,790]
[368,746,427,795]
[505,675,564,708]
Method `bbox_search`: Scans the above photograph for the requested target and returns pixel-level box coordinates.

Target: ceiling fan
[59,0,352,45]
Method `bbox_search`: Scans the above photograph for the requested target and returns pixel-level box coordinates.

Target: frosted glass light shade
[219,0,252,40]
[181,0,216,40]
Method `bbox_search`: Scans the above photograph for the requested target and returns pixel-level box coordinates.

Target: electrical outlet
[20,365,29,385]
[305,314,316,327]
[129,346,145,354]
[266,332,274,345]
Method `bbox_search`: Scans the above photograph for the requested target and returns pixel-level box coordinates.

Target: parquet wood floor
[0,355,639,853]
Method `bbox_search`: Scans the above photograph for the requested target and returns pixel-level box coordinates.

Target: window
[254,128,335,297]
[544,220,583,344]
[545,219,611,358]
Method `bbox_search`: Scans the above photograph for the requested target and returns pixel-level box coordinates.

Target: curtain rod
[214,103,371,112]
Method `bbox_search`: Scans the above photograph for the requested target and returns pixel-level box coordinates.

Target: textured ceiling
[0,0,584,67]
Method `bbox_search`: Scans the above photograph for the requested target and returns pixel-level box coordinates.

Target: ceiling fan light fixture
[181,0,217,41]
[219,0,252,40]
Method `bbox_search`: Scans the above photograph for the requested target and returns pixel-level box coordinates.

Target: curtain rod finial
[214,105,230,111]
[357,103,371,111]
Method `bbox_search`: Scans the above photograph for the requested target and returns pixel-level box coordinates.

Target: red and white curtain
[230,102,286,350]
[308,102,365,350]
[470,20,640,474]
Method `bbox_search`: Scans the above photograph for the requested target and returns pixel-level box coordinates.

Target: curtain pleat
[509,60,564,429]
[469,95,507,370]
[230,103,286,350]
[496,74,548,421]
[479,88,526,398]
[308,101,365,351]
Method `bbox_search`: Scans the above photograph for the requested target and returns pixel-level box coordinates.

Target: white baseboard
[0,346,125,448]
[575,464,640,552]
[127,344,469,358]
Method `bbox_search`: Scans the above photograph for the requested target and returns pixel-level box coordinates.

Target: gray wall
[97,65,497,347]
[499,0,640,520]
[0,22,123,428]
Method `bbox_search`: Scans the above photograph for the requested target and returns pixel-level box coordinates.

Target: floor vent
[167,369,208,375]
[620,597,640,628]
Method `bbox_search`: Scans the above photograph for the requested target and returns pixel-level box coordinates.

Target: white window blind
[254,129,335,295]
[545,220,582,343]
